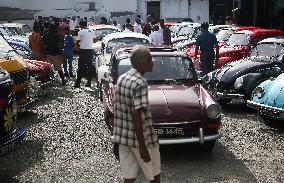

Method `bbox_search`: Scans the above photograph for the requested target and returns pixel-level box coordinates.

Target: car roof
[103,32,150,43]
[258,37,284,45]
[237,28,284,35]
[113,45,188,61]
[89,25,119,30]
[2,23,27,27]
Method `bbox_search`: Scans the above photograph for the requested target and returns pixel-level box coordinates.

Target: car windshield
[0,36,17,58]
[6,27,25,36]
[250,43,284,58]
[0,28,10,37]
[106,37,149,54]
[216,29,234,41]
[118,56,195,81]
[95,28,117,37]
[227,33,250,45]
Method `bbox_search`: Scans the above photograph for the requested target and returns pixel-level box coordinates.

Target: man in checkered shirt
[112,45,161,183]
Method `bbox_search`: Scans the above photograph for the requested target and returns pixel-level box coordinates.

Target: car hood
[25,60,51,72]
[219,45,247,56]
[259,74,284,108]
[218,57,276,82]
[148,84,202,122]
[175,39,196,50]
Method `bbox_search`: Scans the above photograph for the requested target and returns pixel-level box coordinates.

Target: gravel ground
[1,58,284,182]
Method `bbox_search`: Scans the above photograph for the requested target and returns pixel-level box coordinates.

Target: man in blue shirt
[194,22,219,76]
[63,27,74,77]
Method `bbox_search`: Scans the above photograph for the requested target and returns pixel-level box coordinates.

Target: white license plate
[154,127,184,136]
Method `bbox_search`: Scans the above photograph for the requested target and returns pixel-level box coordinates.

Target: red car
[101,46,221,152]
[186,28,284,69]
[25,59,55,91]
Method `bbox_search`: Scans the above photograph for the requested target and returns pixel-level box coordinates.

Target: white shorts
[119,143,161,181]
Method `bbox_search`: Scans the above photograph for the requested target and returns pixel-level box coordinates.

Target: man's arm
[215,44,219,68]
[194,45,199,60]
[132,109,151,163]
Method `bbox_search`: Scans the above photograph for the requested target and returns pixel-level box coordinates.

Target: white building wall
[137,0,209,23]
[0,0,137,12]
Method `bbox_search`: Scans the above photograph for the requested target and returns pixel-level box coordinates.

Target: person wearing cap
[194,22,219,76]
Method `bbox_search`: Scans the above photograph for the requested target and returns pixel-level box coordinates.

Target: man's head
[79,21,87,29]
[44,22,50,31]
[113,20,117,26]
[153,25,159,31]
[160,19,165,27]
[126,18,131,24]
[33,25,39,33]
[64,27,70,35]
[130,46,153,74]
[201,22,209,31]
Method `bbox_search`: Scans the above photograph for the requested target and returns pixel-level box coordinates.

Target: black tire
[218,99,231,106]
[200,140,216,153]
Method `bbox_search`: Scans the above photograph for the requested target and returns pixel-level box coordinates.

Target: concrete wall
[137,0,209,23]
[0,0,137,12]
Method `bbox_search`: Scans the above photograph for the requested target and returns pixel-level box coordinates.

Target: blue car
[247,71,284,122]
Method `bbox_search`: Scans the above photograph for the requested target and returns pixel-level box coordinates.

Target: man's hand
[139,146,151,163]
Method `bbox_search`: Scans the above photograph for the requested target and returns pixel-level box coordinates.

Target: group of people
[113,15,172,46]
[29,16,97,87]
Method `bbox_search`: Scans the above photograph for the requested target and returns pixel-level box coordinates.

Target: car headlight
[206,104,221,119]
[254,87,265,99]
[234,77,244,89]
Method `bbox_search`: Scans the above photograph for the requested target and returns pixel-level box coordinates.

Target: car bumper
[159,128,220,145]
[247,100,284,119]
[0,128,26,156]
[18,97,37,112]
[217,91,245,100]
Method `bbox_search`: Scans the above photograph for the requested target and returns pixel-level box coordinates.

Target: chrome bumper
[159,128,220,145]
[247,100,284,113]
[217,91,244,100]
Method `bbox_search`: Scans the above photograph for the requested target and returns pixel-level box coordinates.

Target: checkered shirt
[112,68,158,148]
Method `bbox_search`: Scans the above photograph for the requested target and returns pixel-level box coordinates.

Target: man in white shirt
[149,25,163,45]
[133,17,142,33]
[74,21,97,88]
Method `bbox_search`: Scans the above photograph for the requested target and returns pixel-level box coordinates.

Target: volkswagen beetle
[247,72,284,122]
[204,38,284,104]
[102,46,221,152]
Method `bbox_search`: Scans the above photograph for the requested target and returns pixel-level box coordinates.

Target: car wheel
[218,99,231,106]
[200,140,216,153]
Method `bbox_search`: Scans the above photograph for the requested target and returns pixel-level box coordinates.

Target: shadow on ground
[0,139,44,182]
[155,142,257,183]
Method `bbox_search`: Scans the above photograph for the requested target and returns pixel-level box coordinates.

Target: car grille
[10,70,28,84]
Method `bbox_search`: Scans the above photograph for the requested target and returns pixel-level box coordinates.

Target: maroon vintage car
[101,46,221,152]
[186,28,284,69]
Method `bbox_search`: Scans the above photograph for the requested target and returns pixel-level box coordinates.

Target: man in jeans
[112,45,161,183]
[74,21,96,88]
[63,27,74,77]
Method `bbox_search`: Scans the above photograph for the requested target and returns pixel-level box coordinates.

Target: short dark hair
[201,22,209,30]
[80,21,87,27]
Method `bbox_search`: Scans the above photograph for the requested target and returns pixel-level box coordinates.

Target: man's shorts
[46,55,63,71]
[119,143,161,181]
